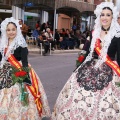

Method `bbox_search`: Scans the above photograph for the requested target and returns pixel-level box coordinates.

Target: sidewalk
[28,45,80,54]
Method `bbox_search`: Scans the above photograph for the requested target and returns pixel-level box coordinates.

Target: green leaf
[115,82,120,87]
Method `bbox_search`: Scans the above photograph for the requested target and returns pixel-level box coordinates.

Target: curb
[28,48,80,54]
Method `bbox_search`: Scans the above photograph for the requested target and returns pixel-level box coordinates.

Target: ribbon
[8,54,42,116]
[95,39,120,76]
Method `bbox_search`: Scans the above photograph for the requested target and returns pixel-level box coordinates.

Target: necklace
[101,26,110,34]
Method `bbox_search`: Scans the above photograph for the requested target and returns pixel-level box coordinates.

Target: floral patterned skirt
[52,59,120,120]
[0,62,51,120]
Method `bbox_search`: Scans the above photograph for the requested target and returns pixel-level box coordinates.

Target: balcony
[56,0,95,12]
[0,0,96,13]
[10,0,95,12]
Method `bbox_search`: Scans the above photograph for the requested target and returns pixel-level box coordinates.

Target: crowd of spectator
[25,20,91,55]
[0,18,91,56]
[55,28,90,50]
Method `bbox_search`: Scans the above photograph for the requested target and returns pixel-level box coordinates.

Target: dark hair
[19,19,23,22]
[7,22,17,28]
[102,7,113,14]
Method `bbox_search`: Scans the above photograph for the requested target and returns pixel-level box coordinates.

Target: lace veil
[0,17,27,68]
[81,2,120,68]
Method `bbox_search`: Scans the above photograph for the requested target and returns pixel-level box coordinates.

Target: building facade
[0,0,120,31]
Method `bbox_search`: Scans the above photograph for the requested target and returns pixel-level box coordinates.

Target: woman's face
[100,9,113,28]
[6,23,17,39]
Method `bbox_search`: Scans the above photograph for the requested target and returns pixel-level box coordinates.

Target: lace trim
[77,59,113,92]
[81,2,120,69]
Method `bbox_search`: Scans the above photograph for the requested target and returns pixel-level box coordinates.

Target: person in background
[35,20,40,29]
[45,28,55,50]
[32,26,40,38]
[72,23,77,35]
[39,31,50,55]
[65,29,75,49]
[19,19,28,40]
[75,30,82,48]
[59,29,67,49]
[40,23,46,32]
[46,21,52,30]
[52,2,120,120]
[0,17,51,119]
[27,26,32,37]
[55,29,60,49]
[32,26,41,45]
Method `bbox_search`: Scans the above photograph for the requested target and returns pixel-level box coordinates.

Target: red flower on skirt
[15,71,27,77]
[78,55,85,63]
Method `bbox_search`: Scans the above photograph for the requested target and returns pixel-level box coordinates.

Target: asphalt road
[28,53,77,112]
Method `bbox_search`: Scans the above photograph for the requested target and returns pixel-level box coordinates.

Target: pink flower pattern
[0,63,51,120]
[52,71,120,120]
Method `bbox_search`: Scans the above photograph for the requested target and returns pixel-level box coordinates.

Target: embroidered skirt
[52,59,120,120]
[0,62,51,120]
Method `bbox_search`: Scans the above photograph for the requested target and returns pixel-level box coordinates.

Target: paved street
[28,52,78,112]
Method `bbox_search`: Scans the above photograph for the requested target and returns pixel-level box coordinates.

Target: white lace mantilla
[0,17,27,68]
[80,2,120,69]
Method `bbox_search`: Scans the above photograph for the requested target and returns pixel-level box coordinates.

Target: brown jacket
[21,24,28,35]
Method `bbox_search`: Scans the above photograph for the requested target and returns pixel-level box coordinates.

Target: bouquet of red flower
[11,67,30,84]
[76,50,86,68]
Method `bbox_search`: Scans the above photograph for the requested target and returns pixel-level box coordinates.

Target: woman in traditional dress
[52,2,120,120]
[0,17,51,120]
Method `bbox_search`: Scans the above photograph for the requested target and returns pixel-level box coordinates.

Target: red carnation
[78,55,85,63]
[20,71,27,76]
[15,71,27,77]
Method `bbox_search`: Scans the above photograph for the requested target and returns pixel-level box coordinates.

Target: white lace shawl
[0,17,27,68]
[81,2,120,69]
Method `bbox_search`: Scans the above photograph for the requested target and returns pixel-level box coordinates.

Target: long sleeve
[13,47,28,67]
[21,47,28,67]
[107,37,120,66]
[13,47,31,85]
[117,37,120,66]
